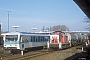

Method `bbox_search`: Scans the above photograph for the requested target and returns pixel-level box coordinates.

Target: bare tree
[44,25,69,31]
[84,17,90,31]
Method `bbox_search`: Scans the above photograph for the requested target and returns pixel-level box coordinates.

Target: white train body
[2,32,50,51]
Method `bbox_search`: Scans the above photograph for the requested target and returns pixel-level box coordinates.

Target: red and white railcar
[47,31,70,49]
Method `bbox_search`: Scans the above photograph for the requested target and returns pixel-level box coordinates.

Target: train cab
[47,31,70,49]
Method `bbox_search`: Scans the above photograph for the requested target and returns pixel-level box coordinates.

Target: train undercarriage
[47,43,70,50]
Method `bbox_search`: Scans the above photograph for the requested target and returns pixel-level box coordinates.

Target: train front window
[5,35,18,41]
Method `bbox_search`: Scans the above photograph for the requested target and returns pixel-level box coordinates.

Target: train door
[60,33,64,43]
[64,36,68,43]
[88,36,90,45]
[20,37,24,50]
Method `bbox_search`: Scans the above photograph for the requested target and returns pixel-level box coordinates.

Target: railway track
[0,44,86,60]
[1,50,53,60]
[10,51,50,60]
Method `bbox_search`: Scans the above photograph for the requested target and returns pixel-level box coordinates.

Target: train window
[5,35,18,41]
[36,36,38,42]
[35,36,37,42]
[30,36,35,42]
[43,37,44,41]
[43,37,45,41]
[45,37,49,41]
[38,36,40,42]
[42,36,44,41]
[39,36,41,42]
[44,37,46,41]
[40,37,41,42]
[33,36,35,42]
[30,36,32,42]
[40,37,42,42]
[25,36,28,42]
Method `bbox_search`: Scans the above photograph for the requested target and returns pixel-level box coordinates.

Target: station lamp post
[6,11,11,32]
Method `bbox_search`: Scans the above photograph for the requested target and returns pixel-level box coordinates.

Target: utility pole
[6,11,11,32]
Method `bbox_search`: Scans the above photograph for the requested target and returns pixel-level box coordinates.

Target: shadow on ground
[64,52,90,60]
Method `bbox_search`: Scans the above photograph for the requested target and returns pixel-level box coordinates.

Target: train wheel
[4,49,11,54]
[11,49,20,54]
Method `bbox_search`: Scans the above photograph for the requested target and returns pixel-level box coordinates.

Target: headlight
[15,45,17,46]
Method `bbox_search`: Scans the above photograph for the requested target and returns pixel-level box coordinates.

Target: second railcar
[47,31,70,49]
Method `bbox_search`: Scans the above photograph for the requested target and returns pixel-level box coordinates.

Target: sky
[0,0,88,32]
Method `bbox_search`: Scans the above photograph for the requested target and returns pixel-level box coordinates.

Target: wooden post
[85,42,88,47]
[82,46,83,51]
[0,57,2,60]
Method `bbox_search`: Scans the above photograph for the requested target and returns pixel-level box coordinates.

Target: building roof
[73,0,90,18]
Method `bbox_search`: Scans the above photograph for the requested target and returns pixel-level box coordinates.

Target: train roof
[1,32,51,36]
[20,32,51,34]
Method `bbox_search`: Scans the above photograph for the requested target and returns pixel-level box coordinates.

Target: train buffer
[76,46,82,49]
[76,46,86,53]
